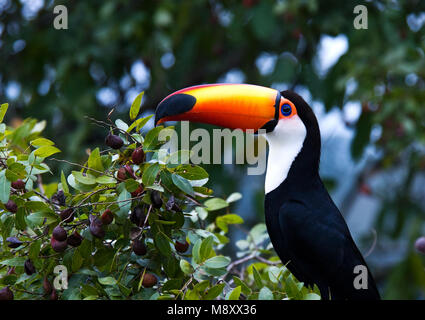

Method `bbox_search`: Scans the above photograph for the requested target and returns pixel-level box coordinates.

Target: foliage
[0,97,320,300]
[1,0,425,299]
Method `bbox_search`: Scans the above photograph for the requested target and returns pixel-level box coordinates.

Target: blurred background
[1,0,425,299]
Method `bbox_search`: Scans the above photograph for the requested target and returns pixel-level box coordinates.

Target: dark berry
[59,208,74,222]
[174,240,189,253]
[6,236,23,248]
[51,237,67,252]
[142,273,157,288]
[105,133,124,149]
[132,239,147,256]
[5,200,18,213]
[52,225,67,241]
[0,287,14,300]
[150,191,162,209]
[67,231,83,247]
[131,147,145,165]
[24,259,36,275]
[11,179,25,190]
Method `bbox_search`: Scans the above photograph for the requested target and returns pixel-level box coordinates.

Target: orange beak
[155,84,280,132]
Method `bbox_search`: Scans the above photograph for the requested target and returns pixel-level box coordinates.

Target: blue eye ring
[281,103,292,116]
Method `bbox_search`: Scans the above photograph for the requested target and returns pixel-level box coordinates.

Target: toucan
[154,83,380,300]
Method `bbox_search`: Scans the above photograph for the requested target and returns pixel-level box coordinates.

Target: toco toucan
[154,83,380,300]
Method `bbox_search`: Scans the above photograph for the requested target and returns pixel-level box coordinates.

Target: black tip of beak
[154,93,197,126]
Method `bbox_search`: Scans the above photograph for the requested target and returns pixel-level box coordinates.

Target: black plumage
[265,91,380,300]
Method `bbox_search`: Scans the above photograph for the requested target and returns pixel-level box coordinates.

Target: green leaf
[33,146,61,158]
[142,163,160,187]
[0,170,11,204]
[29,240,42,260]
[127,115,153,132]
[72,250,83,272]
[171,174,194,196]
[232,276,252,296]
[72,171,96,185]
[96,175,117,184]
[216,214,244,232]
[116,189,131,220]
[0,257,26,267]
[129,91,144,121]
[259,287,274,300]
[226,286,241,300]
[191,239,202,264]
[204,256,230,269]
[0,103,8,123]
[15,207,27,230]
[252,266,262,288]
[124,179,139,192]
[175,164,209,181]
[200,236,214,262]
[204,198,228,211]
[154,232,171,256]
[87,148,104,176]
[303,293,321,300]
[180,259,194,275]
[61,170,69,193]
[204,283,225,300]
[98,276,117,286]
[30,138,55,147]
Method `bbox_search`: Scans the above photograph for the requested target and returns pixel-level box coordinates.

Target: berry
[24,259,36,275]
[130,205,148,227]
[52,225,67,241]
[6,236,23,248]
[11,179,25,190]
[51,237,67,252]
[414,237,425,255]
[132,239,147,256]
[117,167,127,181]
[5,200,18,213]
[150,191,162,209]
[0,287,14,300]
[90,217,105,238]
[124,164,137,179]
[101,209,114,225]
[67,231,83,247]
[131,147,145,165]
[131,184,144,198]
[105,133,123,149]
[59,208,74,222]
[142,273,157,288]
[174,240,189,253]
[50,289,58,300]
[43,277,52,294]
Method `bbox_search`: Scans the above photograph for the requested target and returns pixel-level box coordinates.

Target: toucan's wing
[279,199,380,300]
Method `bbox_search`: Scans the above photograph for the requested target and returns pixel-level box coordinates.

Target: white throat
[264,115,307,194]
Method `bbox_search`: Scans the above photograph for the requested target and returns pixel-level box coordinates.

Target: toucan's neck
[264,114,321,194]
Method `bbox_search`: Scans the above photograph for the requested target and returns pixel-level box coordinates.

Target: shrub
[0,97,320,300]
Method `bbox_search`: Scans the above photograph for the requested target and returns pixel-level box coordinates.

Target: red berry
[101,209,114,225]
[131,184,144,198]
[51,237,67,252]
[11,179,25,190]
[142,273,157,288]
[174,240,189,253]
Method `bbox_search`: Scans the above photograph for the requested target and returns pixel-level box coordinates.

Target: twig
[49,158,115,178]
[364,228,378,258]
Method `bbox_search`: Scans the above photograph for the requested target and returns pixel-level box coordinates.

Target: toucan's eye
[281,104,292,116]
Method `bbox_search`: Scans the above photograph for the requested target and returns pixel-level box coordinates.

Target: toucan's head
[155,83,321,193]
